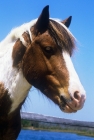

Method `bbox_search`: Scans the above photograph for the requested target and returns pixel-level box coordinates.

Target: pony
[0,5,86,139]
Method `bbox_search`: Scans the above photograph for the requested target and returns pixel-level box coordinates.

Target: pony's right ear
[34,5,49,34]
[61,16,72,28]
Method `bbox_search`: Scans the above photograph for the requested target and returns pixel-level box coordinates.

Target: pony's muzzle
[68,91,86,110]
[60,90,86,113]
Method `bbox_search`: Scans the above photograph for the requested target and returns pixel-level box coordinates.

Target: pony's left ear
[34,5,49,34]
[61,16,72,28]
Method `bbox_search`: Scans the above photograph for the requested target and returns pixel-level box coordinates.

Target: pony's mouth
[59,96,77,113]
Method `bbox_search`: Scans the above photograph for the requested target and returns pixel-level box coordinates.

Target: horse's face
[22,6,86,113]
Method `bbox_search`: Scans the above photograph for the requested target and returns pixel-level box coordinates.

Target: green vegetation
[21,119,94,137]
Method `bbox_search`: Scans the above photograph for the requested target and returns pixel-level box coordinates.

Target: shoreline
[22,127,94,137]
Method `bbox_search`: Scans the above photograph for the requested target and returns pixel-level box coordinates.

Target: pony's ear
[34,5,49,34]
[61,16,72,28]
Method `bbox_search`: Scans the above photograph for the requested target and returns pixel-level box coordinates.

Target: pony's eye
[44,46,54,54]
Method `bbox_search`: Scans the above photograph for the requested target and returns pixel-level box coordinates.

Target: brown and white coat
[0,5,86,139]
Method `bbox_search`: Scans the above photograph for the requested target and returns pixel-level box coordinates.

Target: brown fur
[12,39,26,67]
[22,30,70,105]
[0,83,11,118]
[0,83,21,140]
[0,110,21,140]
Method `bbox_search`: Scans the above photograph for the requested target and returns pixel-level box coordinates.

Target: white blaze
[63,52,86,98]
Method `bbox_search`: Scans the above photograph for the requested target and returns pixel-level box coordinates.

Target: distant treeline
[21,119,94,137]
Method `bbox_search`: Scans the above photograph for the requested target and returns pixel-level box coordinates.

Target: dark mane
[48,19,75,56]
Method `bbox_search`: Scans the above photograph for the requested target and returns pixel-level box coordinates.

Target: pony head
[18,6,86,113]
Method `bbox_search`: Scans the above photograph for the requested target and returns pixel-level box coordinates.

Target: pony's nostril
[74,91,81,101]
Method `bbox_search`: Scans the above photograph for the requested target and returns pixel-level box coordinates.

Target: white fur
[0,19,40,113]
[0,19,37,57]
[0,44,31,113]
[63,52,86,99]
[0,19,38,113]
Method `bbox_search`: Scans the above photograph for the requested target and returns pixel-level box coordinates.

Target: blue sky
[0,1,94,122]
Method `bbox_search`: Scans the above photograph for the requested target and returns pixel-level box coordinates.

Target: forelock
[48,19,76,56]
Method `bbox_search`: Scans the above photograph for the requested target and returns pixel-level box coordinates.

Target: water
[17,130,94,140]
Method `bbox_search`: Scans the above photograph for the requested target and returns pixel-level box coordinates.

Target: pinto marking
[0,45,31,113]
[0,5,86,139]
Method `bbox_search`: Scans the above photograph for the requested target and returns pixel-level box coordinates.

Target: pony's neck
[0,19,39,113]
[0,46,31,113]
[8,69,31,113]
